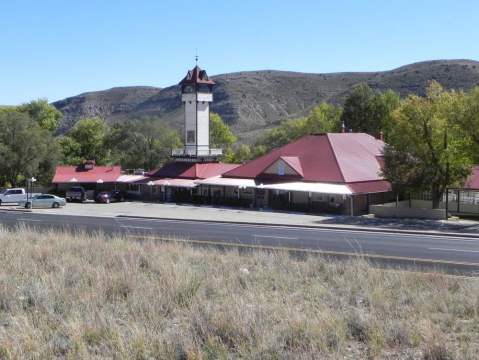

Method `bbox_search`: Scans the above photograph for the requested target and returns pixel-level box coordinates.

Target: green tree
[210,113,237,149]
[383,82,472,208]
[226,144,253,163]
[0,110,55,186]
[255,103,342,152]
[106,118,182,170]
[256,118,306,151]
[305,103,342,133]
[457,86,479,162]
[59,117,110,165]
[57,136,82,165]
[17,99,62,132]
[341,84,400,136]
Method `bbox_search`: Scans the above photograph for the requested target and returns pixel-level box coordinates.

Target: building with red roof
[52,161,121,187]
[149,162,239,180]
[135,161,240,202]
[51,160,123,199]
[197,133,392,215]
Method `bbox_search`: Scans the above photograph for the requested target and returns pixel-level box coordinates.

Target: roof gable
[260,156,304,178]
[280,156,304,176]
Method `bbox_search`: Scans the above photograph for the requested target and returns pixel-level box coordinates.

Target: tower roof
[179,65,215,86]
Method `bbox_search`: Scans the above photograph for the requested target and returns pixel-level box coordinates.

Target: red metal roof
[280,156,304,177]
[179,66,215,86]
[52,165,122,183]
[150,162,239,180]
[224,133,385,184]
[464,166,479,189]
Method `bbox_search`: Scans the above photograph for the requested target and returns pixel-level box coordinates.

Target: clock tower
[172,65,221,161]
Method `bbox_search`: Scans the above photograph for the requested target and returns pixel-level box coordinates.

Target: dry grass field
[0,226,477,359]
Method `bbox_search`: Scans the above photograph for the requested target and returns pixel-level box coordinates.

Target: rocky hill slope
[53,59,479,139]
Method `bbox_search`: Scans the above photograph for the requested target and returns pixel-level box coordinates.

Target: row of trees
[58,118,183,170]
[0,101,238,186]
[58,113,238,170]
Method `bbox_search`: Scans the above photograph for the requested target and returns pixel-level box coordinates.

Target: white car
[20,194,67,209]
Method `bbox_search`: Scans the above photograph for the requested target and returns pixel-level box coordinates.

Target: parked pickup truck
[0,188,41,205]
[65,186,87,202]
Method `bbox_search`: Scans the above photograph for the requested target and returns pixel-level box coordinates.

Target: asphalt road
[1,211,479,274]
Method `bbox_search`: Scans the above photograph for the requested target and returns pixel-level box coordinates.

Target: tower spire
[195,48,198,65]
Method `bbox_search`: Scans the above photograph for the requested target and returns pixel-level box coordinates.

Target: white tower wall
[197,101,210,155]
[181,92,213,156]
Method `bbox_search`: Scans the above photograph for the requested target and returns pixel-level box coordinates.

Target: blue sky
[1,0,478,104]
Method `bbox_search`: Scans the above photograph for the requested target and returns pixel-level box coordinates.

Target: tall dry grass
[0,225,476,359]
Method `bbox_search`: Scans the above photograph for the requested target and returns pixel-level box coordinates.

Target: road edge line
[117,215,479,239]
[126,234,479,275]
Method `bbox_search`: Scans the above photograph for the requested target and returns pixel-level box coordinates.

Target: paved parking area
[32,201,333,227]
[26,201,479,234]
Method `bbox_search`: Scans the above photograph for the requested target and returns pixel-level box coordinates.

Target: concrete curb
[117,215,479,239]
[0,208,32,213]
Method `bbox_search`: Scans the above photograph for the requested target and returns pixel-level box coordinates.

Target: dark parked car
[95,190,124,204]
[66,186,87,202]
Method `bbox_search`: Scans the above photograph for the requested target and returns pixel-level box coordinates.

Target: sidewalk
[25,201,479,235]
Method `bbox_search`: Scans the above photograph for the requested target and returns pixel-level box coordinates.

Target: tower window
[187,130,195,144]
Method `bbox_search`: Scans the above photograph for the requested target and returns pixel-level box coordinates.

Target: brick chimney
[83,160,96,170]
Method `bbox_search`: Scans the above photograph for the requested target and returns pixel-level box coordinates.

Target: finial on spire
[195,48,198,65]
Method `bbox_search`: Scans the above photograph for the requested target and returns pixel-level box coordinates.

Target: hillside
[54,86,162,133]
[53,59,479,139]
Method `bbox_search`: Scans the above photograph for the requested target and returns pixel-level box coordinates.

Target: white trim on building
[258,182,352,195]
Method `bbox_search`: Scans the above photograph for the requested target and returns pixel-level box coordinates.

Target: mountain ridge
[52,59,479,139]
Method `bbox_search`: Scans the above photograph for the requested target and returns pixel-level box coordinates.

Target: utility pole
[444,128,449,220]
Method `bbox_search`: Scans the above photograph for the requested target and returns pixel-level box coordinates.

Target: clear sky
[1,0,478,104]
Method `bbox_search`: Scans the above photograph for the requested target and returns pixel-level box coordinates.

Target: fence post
[445,188,449,219]
[457,190,460,213]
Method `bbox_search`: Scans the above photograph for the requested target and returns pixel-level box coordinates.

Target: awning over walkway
[198,177,352,195]
[152,178,197,188]
[116,174,148,183]
[196,176,257,188]
[258,181,352,195]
